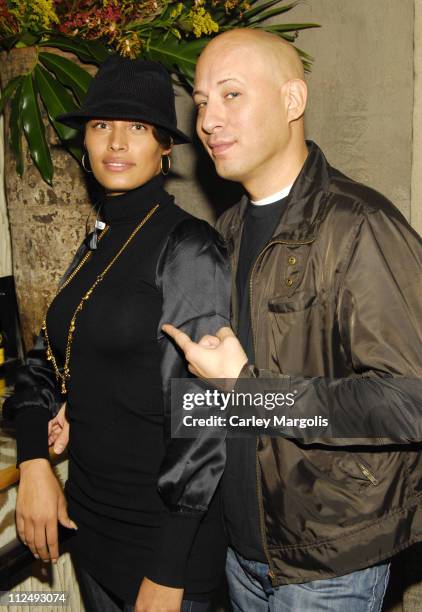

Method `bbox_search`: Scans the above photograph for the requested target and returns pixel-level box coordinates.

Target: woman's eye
[195,101,207,110]
[93,121,109,129]
[226,92,240,100]
[132,123,146,131]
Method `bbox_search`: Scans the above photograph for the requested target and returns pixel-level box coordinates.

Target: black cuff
[146,512,203,588]
[15,407,50,467]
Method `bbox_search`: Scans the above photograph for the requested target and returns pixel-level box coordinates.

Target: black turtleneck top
[15,175,229,604]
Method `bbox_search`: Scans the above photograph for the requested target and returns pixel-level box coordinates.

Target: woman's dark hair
[152,126,173,149]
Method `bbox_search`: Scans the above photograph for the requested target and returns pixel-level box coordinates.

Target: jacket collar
[226,140,331,245]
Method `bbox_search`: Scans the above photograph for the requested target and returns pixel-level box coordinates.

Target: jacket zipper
[255,438,276,580]
[356,461,379,485]
[249,237,314,583]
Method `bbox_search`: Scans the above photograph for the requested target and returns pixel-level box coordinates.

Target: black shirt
[39,175,226,603]
[223,197,286,562]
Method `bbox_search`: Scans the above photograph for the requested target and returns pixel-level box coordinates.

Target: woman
[5,56,230,612]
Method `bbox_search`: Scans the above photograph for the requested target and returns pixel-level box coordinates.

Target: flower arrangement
[0,0,319,184]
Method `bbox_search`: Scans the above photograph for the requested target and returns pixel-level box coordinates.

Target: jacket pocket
[267,294,324,373]
[268,293,318,313]
[336,452,379,487]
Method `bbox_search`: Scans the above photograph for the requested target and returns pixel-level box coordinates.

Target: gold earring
[82,153,92,173]
[160,155,171,176]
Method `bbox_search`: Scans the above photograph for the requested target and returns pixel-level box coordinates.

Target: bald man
[163,28,422,611]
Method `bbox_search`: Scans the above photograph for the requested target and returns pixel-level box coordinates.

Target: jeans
[226,547,390,612]
[75,564,210,612]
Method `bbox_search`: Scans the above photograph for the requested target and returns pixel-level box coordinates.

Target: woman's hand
[135,577,183,612]
[16,458,77,563]
[48,403,70,454]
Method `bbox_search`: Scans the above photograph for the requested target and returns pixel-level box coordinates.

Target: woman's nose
[108,127,128,151]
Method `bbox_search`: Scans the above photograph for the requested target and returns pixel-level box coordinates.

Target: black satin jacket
[5,214,231,521]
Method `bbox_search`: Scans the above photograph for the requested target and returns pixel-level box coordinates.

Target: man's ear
[284,79,307,122]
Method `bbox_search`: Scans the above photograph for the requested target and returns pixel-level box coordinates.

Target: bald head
[198,28,305,84]
[193,27,308,198]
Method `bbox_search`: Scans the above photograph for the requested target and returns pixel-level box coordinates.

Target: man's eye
[226,92,240,100]
[195,101,207,110]
[132,123,146,131]
[93,121,109,129]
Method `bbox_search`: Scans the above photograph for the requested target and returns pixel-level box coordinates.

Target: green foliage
[0,75,22,114]
[145,36,209,84]
[34,64,78,140]
[0,0,319,184]
[38,52,92,103]
[21,73,54,184]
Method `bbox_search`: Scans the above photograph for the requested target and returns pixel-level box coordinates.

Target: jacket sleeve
[146,217,231,588]
[3,236,91,466]
[238,208,422,445]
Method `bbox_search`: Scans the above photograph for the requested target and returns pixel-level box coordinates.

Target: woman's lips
[103,161,135,172]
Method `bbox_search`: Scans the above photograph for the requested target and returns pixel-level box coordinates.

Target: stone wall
[290,0,415,223]
[412,0,422,235]
[0,116,12,278]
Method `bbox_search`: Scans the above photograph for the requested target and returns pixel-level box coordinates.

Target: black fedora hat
[57,55,190,144]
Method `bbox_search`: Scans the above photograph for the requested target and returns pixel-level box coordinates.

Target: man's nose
[108,127,128,151]
[198,102,224,135]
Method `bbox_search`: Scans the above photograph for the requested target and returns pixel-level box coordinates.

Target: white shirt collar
[250,184,293,206]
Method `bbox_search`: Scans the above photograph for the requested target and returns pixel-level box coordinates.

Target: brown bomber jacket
[216,141,422,585]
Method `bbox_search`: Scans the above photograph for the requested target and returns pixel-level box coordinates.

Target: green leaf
[0,76,23,115]
[242,0,299,21]
[259,23,321,32]
[21,73,54,185]
[0,34,20,51]
[206,5,234,26]
[294,46,314,61]
[39,36,96,64]
[224,0,298,26]
[249,8,313,26]
[19,31,41,46]
[41,36,109,64]
[145,36,209,82]
[83,40,110,63]
[9,82,24,177]
[294,45,314,72]
[34,64,78,141]
[66,144,83,163]
[39,52,92,103]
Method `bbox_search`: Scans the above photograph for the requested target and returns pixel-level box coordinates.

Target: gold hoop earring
[82,153,92,173]
[160,154,171,176]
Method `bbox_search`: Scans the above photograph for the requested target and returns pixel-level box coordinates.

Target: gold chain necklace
[42,203,160,394]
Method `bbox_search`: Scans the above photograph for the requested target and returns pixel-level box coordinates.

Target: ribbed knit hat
[57,55,190,144]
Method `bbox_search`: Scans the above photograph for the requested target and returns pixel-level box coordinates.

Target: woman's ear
[283,79,307,122]
[162,139,173,157]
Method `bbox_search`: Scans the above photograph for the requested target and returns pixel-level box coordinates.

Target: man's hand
[162,325,248,380]
[135,577,183,612]
[16,459,77,563]
[48,403,69,454]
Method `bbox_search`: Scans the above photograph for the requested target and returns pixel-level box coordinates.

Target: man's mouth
[208,141,235,156]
